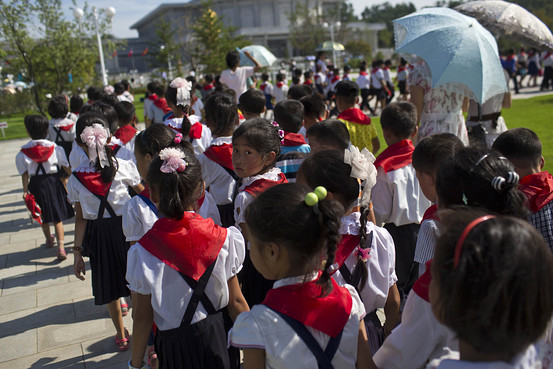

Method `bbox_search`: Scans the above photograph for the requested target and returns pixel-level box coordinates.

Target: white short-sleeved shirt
[198,136,237,206]
[372,164,432,227]
[163,116,212,156]
[356,74,371,90]
[151,105,167,125]
[333,213,398,313]
[66,160,140,219]
[48,117,76,143]
[273,84,289,104]
[371,69,385,89]
[122,91,134,103]
[69,140,135,169]
[373,291,458,369]
[234,167,283,229]
[192,98,204,117]
[220,66,255,102]
[383,68,393,84]
[16,140,69,176]
[126,224,245,330]
[414,219,441,276]
[116,94,132,103]
[122,195,159,242]
[261,82,273,97]
[198,190,222,226]
[229,274,366,369]
[144,98,154,120]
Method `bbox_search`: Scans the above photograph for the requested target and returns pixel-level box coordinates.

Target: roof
[130,2,199,30]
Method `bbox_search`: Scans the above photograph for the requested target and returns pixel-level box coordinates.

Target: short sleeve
[234,191,253,229]
[122,197,158,242]
[345,284,367,321]
[55,145,69,168]
[126,245,152,295]
[224,226,246,277]
[15,152,28,175]
[228,311,266,349]
[66,174,81,204]
[244,66,254,78]
[117,160,141,187]
[372,169,393,226]
[414,220,440,264]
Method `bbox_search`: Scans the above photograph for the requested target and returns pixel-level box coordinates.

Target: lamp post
[160,45,173,80]
[323,21,341,67]
[73,6,116,87]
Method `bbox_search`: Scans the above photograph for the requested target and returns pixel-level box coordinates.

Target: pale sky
[62,0,438,39]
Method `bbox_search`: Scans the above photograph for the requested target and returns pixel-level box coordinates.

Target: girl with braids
[198,92,241,227]
[229,183,375,369]
[126,148,248,369]
[67,113,142,351]
[163,77,212,156]
[297,148,400,355]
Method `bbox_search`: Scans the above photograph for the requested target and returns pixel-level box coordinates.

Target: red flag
[112,50,117,58]
[142,47,148,56]
[128,49,133,57]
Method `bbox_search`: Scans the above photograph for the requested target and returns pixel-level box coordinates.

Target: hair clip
[454,215,496,268]
[357,247,371,262]
[470,153,489,173]
[506,171,519,185]
[305,186,328,215]
[159,148,187,173]
[491,176,506,191]
[271,121,285,144]
[174,133,183,144]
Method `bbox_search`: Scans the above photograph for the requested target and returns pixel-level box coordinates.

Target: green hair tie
[305,186,328,213]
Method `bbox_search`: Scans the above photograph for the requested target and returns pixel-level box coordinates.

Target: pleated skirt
[217,203,235,228]
[364,309,384,356]
[238,250,274,307]
[28,173,74,223]
[155,311,230,369]
[83,216,130,305]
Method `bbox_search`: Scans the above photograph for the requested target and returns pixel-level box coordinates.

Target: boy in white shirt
[220,50,261,102]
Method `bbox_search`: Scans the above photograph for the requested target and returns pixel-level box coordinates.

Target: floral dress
[409,65,469,145]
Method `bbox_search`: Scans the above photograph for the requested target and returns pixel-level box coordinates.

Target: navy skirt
[364,310,385,355]
[83,216,130,305]
[238,250,274,307]
[28,173,74,223]
[155,311,230,369]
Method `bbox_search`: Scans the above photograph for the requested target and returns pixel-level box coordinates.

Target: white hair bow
[170,77,191,106]
[80,124,110,168]
[344,146,377,206]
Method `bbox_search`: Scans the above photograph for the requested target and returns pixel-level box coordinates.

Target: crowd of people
[13,48,553,369]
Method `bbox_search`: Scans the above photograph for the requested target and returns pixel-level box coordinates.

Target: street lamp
[160,45,173,80]
[323,21,341,67]
[73,6,116,87]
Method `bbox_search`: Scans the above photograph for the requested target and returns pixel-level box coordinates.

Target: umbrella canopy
[237,45,277,67]
[316,41,345,51]
[455,1,553,51]
[393,7,508,104]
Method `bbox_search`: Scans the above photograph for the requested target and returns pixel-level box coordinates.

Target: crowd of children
[14,54,553,369]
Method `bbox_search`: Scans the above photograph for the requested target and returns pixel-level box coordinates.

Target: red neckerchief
[384,67,390,71]
[263,277,353,338]
[374,139,414,173]
[204,143,234,170]
[398,66,406,73]
[147,94,158,101]
[314,74,320,80]
[260,83,267,91]
[342,74,349,80]
[238,111,245,120]
[519,171,553,212]
[108,142,121,152]
[371,68,380,74]
[338,108,371,126]
[141,183,151,199]
[202,84,214,91]
[422,204,439,222]
[409,65,414,70]
[21,145,55,163]
[282,131,307,147]
[331,75,340,83]
[74,171,111,197]
[334,234,361,269]
[139,213,227,279]
[412,260,432,302]
[154,97,171,113]
[507,54,515,61]
[56,122,75,132]
[276,82,284,88]
[189,122,203,140]
[303,79,312,86]
[545,52,552,59]
[114,125,137,145]
[244,172,288,197]
[359,71,368,76]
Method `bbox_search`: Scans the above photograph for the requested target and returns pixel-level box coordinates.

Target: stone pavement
[0,138,133,368]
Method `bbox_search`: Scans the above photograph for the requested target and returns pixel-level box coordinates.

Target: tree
[345,40,372,60]
[149,19,183,77]
[0,0,118,114]
[288,0,327,56]
[361,2,416,48]
[190,0,248,74]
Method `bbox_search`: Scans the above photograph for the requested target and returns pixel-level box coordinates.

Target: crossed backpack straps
[339,231,373,292]
[72,173,116,219]
[178,261,217,327]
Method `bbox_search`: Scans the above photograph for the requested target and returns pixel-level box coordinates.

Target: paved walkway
[0,138,133,368]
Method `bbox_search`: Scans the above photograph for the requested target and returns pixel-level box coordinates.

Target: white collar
[240,167,282,190]
[21,139,54,149]
[273,272,318,289]
[210,136,232,146]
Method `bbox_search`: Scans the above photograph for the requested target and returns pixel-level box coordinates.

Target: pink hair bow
[357,247,371,262]
[159,148,187,174]
[80,124,110,168]
[174,133,183,144]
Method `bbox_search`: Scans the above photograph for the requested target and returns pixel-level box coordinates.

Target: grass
[1,95,551,172]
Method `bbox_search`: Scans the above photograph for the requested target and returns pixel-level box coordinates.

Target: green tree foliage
[288,0,327,56]
[191,0,248,74]
[150,19,183,77]
[361,2,416,48]
[345,40,372,60]
[0,0,118,114]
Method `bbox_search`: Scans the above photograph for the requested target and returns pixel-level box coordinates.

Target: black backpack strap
[35,163,47,176]
[112,145,121,155]
[53,127,66,144]
[178,261,217,327]
[339,231,373,294]
[72,172,116,219]
[267,307,342,369]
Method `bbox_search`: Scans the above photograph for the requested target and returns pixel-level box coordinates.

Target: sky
[62,0,437,39]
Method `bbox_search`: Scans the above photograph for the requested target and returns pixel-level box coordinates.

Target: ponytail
[178,104,192,137]
[348,205,370,293]
[317,198,343,295]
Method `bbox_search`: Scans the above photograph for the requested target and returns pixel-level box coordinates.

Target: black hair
[101,94,119,107]
[48,95,69,119]
[238,89,265,116]
[412,133,464,175]
[204,92,239,137]
[288,84,312,100]
[80,102,118,135]
[274,100,304,133]
[293,68,302,77]
[86,86,104,101]
[435,147,528,218]
[276,73,284,82]
[166,83,192,136]
[114,101,135,126]
[213,84,237,102]
[121,79,130,91]
[70,95,83,114]
[300,94,326,120]
[24,114,49,140]
[246,183,344,295]
[303,71,312,81]
[113,82,125,95]
[306,119,350,151]
[154,83,166,97]
[344,65,351,72]
[75,113,117,183]
[432,209,553,359]
[232,118,281,165]
[335,81,359,105]
[359,61,367,71]
[298,150,371,293]
[492,128,542,169]
[204,74,213,83]
[261,73,269,81]
[292,76,300,85]
[135,124,193,158]
[380,101,417,139]
[147,148,202,219]
[226,50,240,69]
